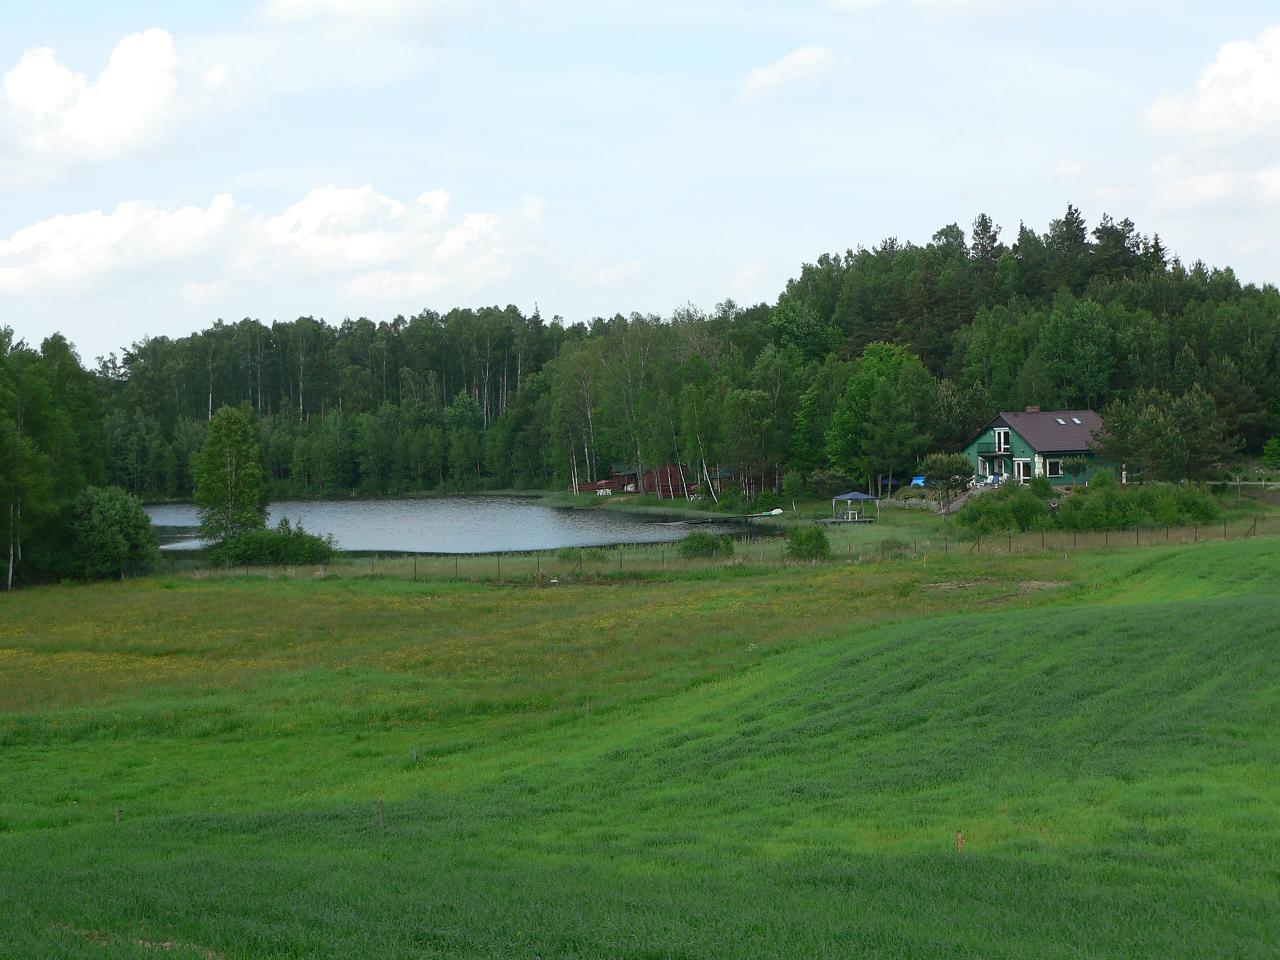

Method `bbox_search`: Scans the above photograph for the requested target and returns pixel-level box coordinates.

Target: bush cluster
[954,470,1219,535]
[712,492,747,514]
[208,517,335,565]
[1056,473,1217,529]
[786,526,831,560]
[678,532,735,559]
[953,479,1053,535]
[1263,437,1280,470]
[50,486,161,581]
[755,491,779,511]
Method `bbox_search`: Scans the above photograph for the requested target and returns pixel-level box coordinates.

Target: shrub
[1056,481,1217,530]
[781,470,807,500]
[208,517,335,565]
[877,536,911,557]
[714,492,747,514]
[921,451,973,510]
[1263,437,1280,470]
[1028,475,1053,498]
[954,480,1052,535]
[65,486,159,581]
[755,490,779,511]
[786,526,831,560]
[678,532,734,559]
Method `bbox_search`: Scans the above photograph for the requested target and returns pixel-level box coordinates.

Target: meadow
[1,526,1279,958]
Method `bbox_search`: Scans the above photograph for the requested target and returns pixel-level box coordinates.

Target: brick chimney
[1025,405,1040,413]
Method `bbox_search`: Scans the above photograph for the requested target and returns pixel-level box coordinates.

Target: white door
[1014,460,1032,483]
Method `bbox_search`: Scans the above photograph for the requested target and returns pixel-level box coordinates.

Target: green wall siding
[961,424,1102,486]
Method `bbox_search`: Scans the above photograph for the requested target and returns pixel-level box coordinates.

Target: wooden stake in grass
[114,805,120,824]
[955,830,964,854]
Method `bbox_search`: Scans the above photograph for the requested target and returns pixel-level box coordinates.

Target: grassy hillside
[2,539,1278,958]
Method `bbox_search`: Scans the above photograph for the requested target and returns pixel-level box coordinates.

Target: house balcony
[976,445,1010,456]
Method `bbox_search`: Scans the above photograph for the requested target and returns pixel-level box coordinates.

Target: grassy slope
[1,540,1278,958]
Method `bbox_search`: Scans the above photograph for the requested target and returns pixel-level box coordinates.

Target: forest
[3,206,1279,583]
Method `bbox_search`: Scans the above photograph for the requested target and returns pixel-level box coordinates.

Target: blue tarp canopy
[833,491,878,502]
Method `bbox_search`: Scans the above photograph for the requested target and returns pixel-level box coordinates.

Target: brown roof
[998,409,1102,453]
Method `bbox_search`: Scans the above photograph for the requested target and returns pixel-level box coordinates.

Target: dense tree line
[4,206,1279,582]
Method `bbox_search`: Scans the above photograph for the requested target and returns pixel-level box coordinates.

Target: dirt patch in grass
[1017,580,1068,593]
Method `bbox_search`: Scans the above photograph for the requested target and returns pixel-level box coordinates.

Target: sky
[2,1,1279,362]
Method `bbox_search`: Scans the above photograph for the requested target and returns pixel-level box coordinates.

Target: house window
[1046,459,1063,478]
[978,457,988,477]
[994,428,1010,453]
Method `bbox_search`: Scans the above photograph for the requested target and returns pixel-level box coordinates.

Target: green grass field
[2,533,1279,958]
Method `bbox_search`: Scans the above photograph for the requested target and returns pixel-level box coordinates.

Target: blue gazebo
[832,491,879,521]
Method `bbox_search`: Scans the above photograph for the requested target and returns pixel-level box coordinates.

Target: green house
[962,407,1105,486]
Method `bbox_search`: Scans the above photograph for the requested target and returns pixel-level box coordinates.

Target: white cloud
[565,259,646,289]
[2,29,179,163]
[259,0,471,34]
[1149,155,1237,211]
[0,185,541,305]
[741,47,835,102]
[1144,24,1280,215]
[0,195,238,294]
[827,0,1048,10]
[1256,166,1280,206]
[1148,24,1280,140]
[1050,157,1084,178]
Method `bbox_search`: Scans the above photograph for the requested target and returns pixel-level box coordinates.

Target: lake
[145,497,737,554]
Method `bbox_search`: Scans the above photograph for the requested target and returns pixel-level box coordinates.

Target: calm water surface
[146,497,733,553]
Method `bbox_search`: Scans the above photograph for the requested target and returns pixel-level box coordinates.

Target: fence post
[1105,529,1109,547]
[497,554,501,579]
[1135,526,1139,546]
[413,557,417,581]
[1223,519,1228,540]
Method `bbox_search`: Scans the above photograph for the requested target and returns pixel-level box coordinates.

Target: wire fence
[161,514,1280,584]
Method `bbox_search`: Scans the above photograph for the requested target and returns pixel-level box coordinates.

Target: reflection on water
[145,497,735,554]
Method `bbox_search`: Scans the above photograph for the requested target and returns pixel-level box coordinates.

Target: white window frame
[1014,459,1032,483]
[977,457,989,477]
[1046,459,1063,478]
[994,428,1010,454]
